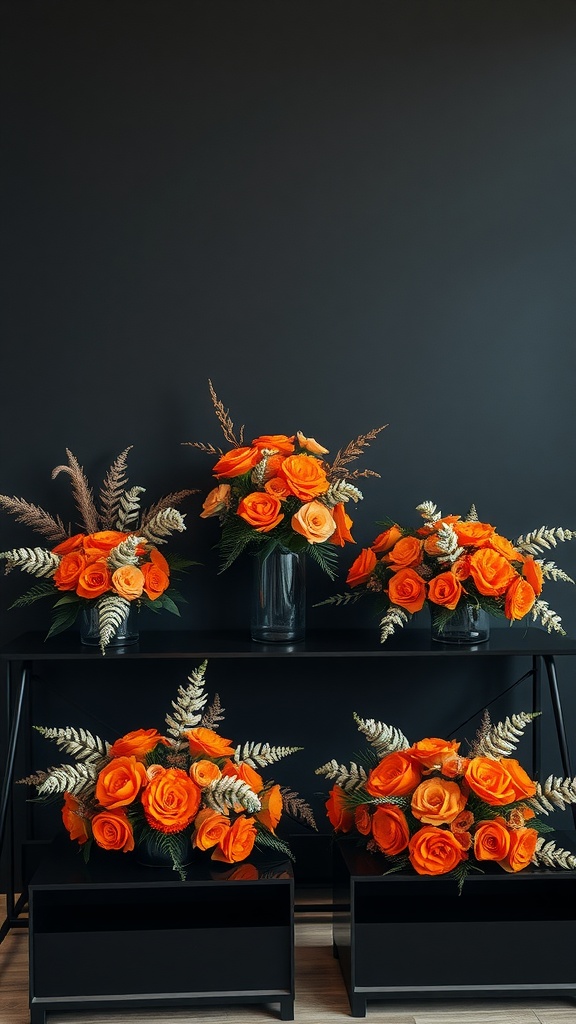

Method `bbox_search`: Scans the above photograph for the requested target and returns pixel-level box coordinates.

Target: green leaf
[53,593,82,607]
[45,603,81,638]
[159,595,181,616]
[9,582,55,608]
[306,542,339,580]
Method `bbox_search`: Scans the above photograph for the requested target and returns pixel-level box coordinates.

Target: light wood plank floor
[1,903,575,1023]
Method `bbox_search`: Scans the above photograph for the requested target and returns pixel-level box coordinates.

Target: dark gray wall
[1,0,576,868]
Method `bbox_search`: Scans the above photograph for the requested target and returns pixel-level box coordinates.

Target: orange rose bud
[83,531,130,557]
[76,559,112,599]
[256,784,283,832]
[296,431,329,455]
[186,727,236,758]
[371,525,403,553]
[292,500,336,543]
[474,817,511,862]
[486,533,522,561]
[264,476,291,499]
[278,453,329,501]
[408,825,466,876]
[193,808,231,850]
[386,567,427,613]
[109,728,169,759]
[252,434,295,454]
[522,556,543,596]
[427,572,463,610]
[453,521,495,547]
[54,551,87,591]
[406,737,460,769]
[411,778,467,825]
[469,549,518,597]
[354,804,372,836]
[212,446,261,479]
[366,751,422,798]
[384,536,423,570]
[371,804,410,856]
[452,555,471,580]
[326,785,354,832]
[346,547,377,587]
[211,814,257,863]
[504,576,536,621]
[190,759,223,788]
[61,792,90,845]
[112,564,145,600]
[95,755,148,809]
[200,483,231,518]
[237,492,284,533]
[91,808,134,852]
[141,767,202,832]
[221,758,264,793]
[329,502,355,547]
[498,826,539,873]
[465,756,536,806]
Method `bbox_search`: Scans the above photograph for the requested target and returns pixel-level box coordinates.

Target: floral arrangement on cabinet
[19,660,316,878]
[184,380,387,578]
[318,499,575,641]
[0,448,197,653]
[316,708,576,889]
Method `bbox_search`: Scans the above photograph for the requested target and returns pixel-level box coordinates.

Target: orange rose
[237,492,284,533]
[112,564,145,600]
[141,766,202,832]
[346,547,377,587]
[505,577,536,621]
[453,521,495,547]
[371,804,410,856]
[371,525,403,553]
[252,434,295,454]
[292,500,336,544]
[485,533,522,561]
[452,555,471,580]
[256,784,283,832]
[326,785,354,832]
[186,727,236,758]
[278,454,329,501]
[260,453,286,481]
[384,536,423,570]
[427,572,463,610]
[264,477,291,499]
[465,757,536,806]
[522,556,543,596]
[221,758,264,793]
[411,778,467,825]
[76,559,112,599]
[95,755,148,809]
[190,759,222,787]
[200,483,231,518]
[408,825,466,876]
[211,814,257,863]
[406,737,460,770]
[366,751,422,798]
[451,809,474,834]
[109,728,169,759]
[141,560,170,600]
[441,754,470,778]
[498,826,538,873]
[473,817,511,862]
[53,551,87,591]
[61,792,90,845]
[83,531,129,557]
[329,502,355,547]
[296,431,329,455]
[387,567,427,613]
[193,808,231,850]
[469,549,518,597]
[354,804,372,836]
[91,808,134,852]
[52,533,85,555]
[212,446,261,479]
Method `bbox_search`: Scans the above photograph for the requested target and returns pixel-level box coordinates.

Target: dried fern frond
[51,450,99,534]
[139,507,186,545]
[514,526,576,555]
[312,590,363,608]
[416,500,441,524]
[165,660,209,738]
[464,504,479,522]
[0,495,68,545]
[538,560,575,584]
[140,490,197,529]
[9,580,55,608]
[380,606,409,643]
[234,741,303,769]
[34,725,108,765]
[106,535,144,570]
[321,480,364,507]
[97,593,132,654]
[203,776,261,814]
[182,441,224,456]
[353,712,409,756]
[115,486,146,532]
[208,379,244,447]
[26,762,98,798]
[327,425,387,480]
[280,786,317,829]
[528,774,576,814]
[200,693,225,731]
[315,759,368,792]
[468,710,539,759]
[99,447,132,529]
[434,523,464,562]
[0,547,60,577]
[531,599,566,635]
[532,837,576,870]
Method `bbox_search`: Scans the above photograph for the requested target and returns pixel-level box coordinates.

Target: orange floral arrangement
[317,708,576,888]
[184,381,386,578]
[319,499,575,641]
[19,661,316,878]
[0,448,196,653]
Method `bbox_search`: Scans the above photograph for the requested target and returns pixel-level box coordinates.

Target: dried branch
[208,379,244,447]
[0,495,68,545]
[51,450,99,534]
[327,425,387,479]
[99,447,132,529]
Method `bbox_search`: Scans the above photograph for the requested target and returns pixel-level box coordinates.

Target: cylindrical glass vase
[431,603,490,645]
[251,547,306,643]
[79,605,139,647]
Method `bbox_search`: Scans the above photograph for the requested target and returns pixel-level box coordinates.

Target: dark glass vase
[431,603,490,644]
[251,547,306,643]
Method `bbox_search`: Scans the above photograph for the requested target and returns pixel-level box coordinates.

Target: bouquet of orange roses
[185,381,387,579]
[0,448,197,653]
[19,661,316,878]
[318,499,575,641]
[316,708,576,889]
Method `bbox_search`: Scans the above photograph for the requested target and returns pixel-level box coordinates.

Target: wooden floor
[1,902,575,1023]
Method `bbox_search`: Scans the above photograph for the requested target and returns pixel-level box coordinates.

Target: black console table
[1,626,575,946]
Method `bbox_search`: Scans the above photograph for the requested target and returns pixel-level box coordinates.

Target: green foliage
[9,581,55,608]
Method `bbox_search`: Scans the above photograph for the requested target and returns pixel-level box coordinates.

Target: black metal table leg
[542,654,576,828]
[0,659,30,943]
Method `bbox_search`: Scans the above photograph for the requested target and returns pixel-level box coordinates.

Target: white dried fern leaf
[531,599,566,635]
[380,606,409,642]
[528,774,576,814]
[115,486,146,531]
[538,560,575,584]
[250,450,275,488]
[203,776,261,814]
[165,660,209,738]
[234,741,303,768]
[471,711,539,758]
[107,535,145,570]
[321,480,364,507]
[353,712,408,756]
[532,837,576,870]
[0,547,60,577]
[464,503,479,521]
[97,594,132,653]
[315,759,368,792]
[139,507,186,545]
[434,523,464,562]
[34,725,108,764]
[33,762,98,797]
[416,500,441,524]
[514,526,576,555]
